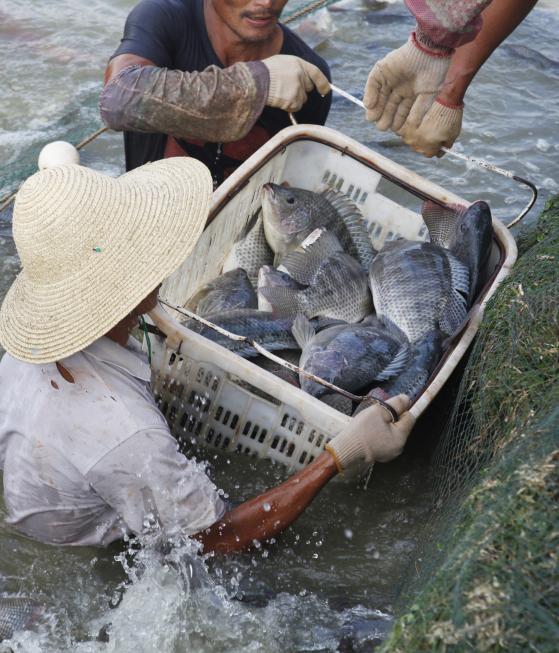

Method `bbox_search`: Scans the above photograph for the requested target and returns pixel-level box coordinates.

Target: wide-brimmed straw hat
[0,158,212,363]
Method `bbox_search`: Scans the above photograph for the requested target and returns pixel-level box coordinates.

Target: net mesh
[381,195,559,653]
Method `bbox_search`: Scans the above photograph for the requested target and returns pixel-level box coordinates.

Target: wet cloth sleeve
[100,62,270,143]
[405,0,492,49]
[86,429,226,537]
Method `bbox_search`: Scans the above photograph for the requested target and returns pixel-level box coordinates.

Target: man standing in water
[0,159,414,551]
[101,0,331,187]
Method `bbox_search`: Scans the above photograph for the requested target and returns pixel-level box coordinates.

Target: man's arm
[399,0,539,156]
[196,395,415,555]
[101,53,330,144]
[437,0,539,107]
[195,452,337,554]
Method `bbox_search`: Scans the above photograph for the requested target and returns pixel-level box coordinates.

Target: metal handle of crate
[301,85,538,228]
[151,300,399,422]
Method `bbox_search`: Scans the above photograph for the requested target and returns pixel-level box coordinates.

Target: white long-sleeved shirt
[0,336,225,546]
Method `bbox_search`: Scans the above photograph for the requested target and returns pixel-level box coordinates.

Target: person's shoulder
[280,24,331,80]
[128,0,194,22]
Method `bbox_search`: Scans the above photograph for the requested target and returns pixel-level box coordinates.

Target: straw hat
[0,158,212,363]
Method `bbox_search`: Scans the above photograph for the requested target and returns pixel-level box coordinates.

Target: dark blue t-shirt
[112,0,332,182]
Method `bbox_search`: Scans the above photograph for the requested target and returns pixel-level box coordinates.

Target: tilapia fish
[364,329,444,404]
[183,309,297,358]
[422,200,493,304]
[261,229,373,323]
[257,265,303,312]
[370,240,470,342]
[251,349,301,386]
[292,315,409,399]
[222,212,273,286]
[261,183,375,268]
[185,268,257,317]
[0,597,42,641]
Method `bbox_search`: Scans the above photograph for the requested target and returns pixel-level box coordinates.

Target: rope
[0,125,110,213]
[283,0,339,24]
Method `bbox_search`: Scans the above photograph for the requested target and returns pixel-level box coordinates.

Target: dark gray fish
[183,309,297,358]
[261,183,375,268]
[257,265,303,312]
[185,268,257,317]
[0,597,42,642]
[320,393,353,415]
[262,229,373,323]
[367,329,444,402]
[447,201,493,304]
[369,240,470,342]
[292,315,409,399]
[251,349,301,386]
[222,212,273,286]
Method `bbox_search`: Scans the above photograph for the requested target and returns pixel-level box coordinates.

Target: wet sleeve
[86,429,226,537]
[405,0,493,49]
[100,62,270,143]
[111,0,177,67]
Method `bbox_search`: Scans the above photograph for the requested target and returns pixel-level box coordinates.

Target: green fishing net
[381,195,559,653]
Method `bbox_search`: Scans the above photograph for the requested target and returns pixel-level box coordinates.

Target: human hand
[363,33,452,133]
[262,55,330,112]
[325,395,416,472]
[397,99,463,157]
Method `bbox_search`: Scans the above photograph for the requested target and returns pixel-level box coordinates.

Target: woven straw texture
[0,158,212,363]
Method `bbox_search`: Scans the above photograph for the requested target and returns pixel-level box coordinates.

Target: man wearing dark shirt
[101,0,332,186]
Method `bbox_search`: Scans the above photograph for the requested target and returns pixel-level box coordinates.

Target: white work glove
[325,395,415,472]
[398,99,463,157]
[364,33,452,133]
[262,54,330,113]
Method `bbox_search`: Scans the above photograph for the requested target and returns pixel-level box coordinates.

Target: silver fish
[292,315,409,399]
[183,309,297,358]
[257,265,303,312]
[222,212,273,286]
[369,240,470,342]
[261,229,373,323]
[422,200,493,304]
[261,183,375,268]
[185,268,257,317]
[0,597,42,642]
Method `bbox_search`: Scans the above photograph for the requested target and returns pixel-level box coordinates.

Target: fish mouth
[262,183,275,198]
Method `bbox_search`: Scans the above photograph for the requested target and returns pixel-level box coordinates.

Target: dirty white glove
[398,99,463,157]
[364,33,452,133]
[325,395,416,472]
[262,55,330,112]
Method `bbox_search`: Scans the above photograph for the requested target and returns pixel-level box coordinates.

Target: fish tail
[292,314,316,348]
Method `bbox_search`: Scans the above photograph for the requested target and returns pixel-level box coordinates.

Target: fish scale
[292,315,410,399]
[222,212,273,286]
[370,240,470,342]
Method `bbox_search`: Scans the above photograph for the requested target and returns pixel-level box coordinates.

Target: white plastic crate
[149,125,517,472]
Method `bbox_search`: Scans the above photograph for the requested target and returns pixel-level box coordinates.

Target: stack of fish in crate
[179,181,493,416]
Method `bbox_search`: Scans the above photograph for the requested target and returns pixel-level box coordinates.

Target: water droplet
[344,528,353,540]
[262,502,271,512]
[312,553,319,559]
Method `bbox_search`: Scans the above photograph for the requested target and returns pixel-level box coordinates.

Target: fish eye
[286,197,295,204]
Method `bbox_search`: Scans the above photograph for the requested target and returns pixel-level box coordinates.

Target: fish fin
[376,342,410,381]
[292,314,316,348]
[440,288,468,336]
[277,249,318,284]
[301,228,343,256]
[377,315,408,341]
[445,251,470,296]
[421,200,467,248]
[259,286,300,317]
[321,188,363,226]
[278,231,341,284]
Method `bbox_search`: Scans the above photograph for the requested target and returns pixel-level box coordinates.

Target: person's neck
[105,314,137,347]
[203,0,283,66]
